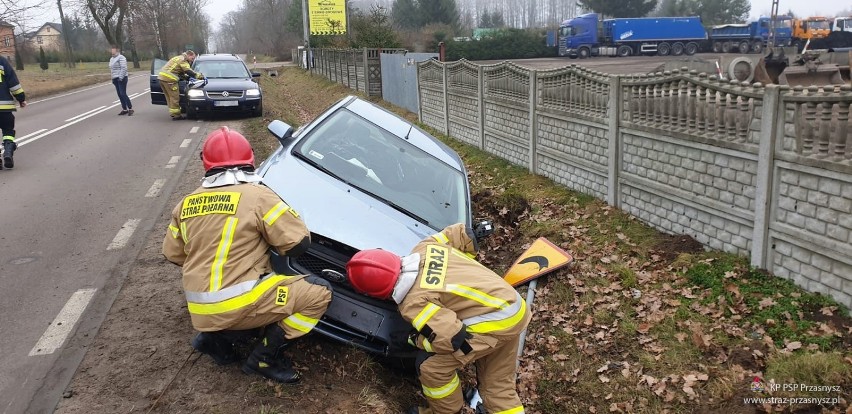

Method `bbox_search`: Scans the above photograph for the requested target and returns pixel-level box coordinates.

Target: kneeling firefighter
[346,224,530,414]
[163,127,331,383]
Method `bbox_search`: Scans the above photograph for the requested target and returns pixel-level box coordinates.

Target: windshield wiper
[358,187,430,227]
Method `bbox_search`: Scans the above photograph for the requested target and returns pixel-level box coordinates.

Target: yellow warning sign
[503,238,573,287]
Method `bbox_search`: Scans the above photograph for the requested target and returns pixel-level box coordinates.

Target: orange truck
[792,16,831,48]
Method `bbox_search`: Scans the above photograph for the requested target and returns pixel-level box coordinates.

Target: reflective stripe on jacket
[398,223,529,354]
[158,54,192,82]
[0,57,25,111]
[162,183,309,331]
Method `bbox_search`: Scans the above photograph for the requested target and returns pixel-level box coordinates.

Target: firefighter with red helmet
[163,126,331,383]
[346,224,530,414]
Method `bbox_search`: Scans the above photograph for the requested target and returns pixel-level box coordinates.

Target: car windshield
[294,109,467,229]
[810,20,830,30]
[194,60,250,78]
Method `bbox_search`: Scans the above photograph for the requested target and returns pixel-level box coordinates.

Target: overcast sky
[21,0,852,32]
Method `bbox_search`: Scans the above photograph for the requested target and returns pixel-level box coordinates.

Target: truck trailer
[558,13,706,58]
[709,16,793,54]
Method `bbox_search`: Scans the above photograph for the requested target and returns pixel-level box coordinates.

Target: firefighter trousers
[0,112,15,140]
[226,275,332,340]
[158,79,181,118]
[416,332,526,414]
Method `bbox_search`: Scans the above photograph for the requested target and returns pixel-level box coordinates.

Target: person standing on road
[157,50,202,120]
[109,46,133,116]
[346,223,530,414]
[0,55,25,169]
[163,127,332,383]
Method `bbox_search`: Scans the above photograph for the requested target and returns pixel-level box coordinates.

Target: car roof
[196,54,243,62]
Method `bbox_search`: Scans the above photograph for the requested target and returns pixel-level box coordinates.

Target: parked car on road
[259,96,490,358]
[149,53,262,119]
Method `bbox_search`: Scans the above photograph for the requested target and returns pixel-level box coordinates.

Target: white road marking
[65,106,106,122]
[28,74,145,105]
[145,179,167,198]
[165,156,181,168]
[29,289,97,356]
[16,92,149,148]
[180,139,192,148]
[16,129,48,141]
[112,100,120,104]
[190,126,199,134]
[107,218,141,250]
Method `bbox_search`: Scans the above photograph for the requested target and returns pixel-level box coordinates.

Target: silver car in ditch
[259,96,484,358]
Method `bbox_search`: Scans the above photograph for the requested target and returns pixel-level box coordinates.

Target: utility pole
[302,0,310,47]
[57,0,75,68]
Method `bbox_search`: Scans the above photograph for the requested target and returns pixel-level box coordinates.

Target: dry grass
[16,60,151,99]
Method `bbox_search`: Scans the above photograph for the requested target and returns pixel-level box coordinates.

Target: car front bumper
[187,97,261,112]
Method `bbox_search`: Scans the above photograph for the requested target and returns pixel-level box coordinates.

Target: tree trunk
[57,0,76,68]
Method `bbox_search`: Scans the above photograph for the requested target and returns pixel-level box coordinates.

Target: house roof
[0,20,14,28]
[36,22,63,34]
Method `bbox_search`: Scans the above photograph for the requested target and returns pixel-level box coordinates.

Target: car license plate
[214,101,239,107]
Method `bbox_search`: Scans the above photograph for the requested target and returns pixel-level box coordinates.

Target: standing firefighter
[346,224,530,414]
[0,55,25,169]
[163,127,331,383]
[157,50,202,120]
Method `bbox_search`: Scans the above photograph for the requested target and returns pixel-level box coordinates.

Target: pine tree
[14,46,24,70]
[392,0,420,30]
[418,0,459,29]
[39,46,49,71]
[578,0,658,18]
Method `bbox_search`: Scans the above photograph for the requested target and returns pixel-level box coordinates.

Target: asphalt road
[0,74,219,413]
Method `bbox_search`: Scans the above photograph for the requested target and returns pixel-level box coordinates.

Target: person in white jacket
[109,46,133,116]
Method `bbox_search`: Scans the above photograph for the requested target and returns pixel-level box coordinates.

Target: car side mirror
[472,220,494,240]
[268,120,294,146]
[251,72,261,77]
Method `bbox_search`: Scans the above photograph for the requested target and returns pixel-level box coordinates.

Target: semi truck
[709,16,793,54]
[558,13,706,58]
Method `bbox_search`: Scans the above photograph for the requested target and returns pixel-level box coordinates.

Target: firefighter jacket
[395,223,528,355]
[163,181,309,331]
[158,53,200,82]
[0,56,25,111]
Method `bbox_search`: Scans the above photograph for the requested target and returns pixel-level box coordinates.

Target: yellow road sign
[503,237,573,287]
[309,0,347,35]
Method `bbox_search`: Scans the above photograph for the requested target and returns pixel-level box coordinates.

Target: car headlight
[187,89,205,98]
[245,88,260,97]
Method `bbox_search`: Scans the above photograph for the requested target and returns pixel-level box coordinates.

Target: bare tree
[84,0,127,46]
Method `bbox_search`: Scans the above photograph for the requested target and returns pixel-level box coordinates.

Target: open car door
[150,58,188,112]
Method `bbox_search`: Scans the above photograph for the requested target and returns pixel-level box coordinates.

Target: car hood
[261,151,434,257]
[203,78,258,90]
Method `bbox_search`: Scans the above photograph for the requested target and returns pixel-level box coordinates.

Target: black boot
[2,140,15,169]
[241,324,300,383]
[191,331,238,365]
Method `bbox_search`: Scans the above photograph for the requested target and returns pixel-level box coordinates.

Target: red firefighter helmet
[346,249,402,300]
[201,126,255,171]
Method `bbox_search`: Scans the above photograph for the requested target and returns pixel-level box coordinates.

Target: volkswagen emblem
[221,91,230,97]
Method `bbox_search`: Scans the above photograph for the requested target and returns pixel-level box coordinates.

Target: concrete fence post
[417,62,423,123]
[478,65,485,150]
[529,70,538,173]
[751,84,782,269]
[442,62,450,136]
[607,76,623,207]
[363,49,370,95]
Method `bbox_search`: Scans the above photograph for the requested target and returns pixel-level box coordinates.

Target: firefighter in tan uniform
[157,50,202,120]
[163,127,331,383]
[346,224,529,414]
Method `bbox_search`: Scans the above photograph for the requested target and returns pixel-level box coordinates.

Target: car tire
[617,45,633,57]
[186,106,197,120]
[578,47,590,59]
[671,42,685,56]
[252,102,263,118]
[738,40,750,54]
[751,40,764,54]
[657,42,671,56]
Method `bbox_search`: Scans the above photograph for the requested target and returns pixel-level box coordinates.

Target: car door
[150,58,188,111]
[150,58,167,105]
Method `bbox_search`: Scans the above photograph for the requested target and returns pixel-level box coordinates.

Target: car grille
[294,252,346,276]
[207,90,244,98]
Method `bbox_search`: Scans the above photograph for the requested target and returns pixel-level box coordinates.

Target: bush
[39,46,48,70]
[446,28,557,61]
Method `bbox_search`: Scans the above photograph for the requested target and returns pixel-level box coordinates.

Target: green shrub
[445,28,556,60]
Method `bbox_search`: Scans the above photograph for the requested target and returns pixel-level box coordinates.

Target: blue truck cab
[559,13,706,58]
